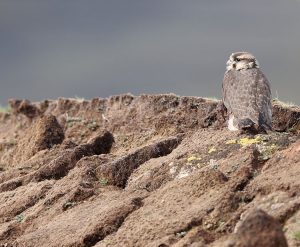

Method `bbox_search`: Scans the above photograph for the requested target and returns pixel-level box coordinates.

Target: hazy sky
[0,0,300,105]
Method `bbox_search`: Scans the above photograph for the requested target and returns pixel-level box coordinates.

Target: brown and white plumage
[222,52,272,132]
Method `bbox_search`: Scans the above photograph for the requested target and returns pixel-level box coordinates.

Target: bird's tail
[238,118,255,129]
[238,118,271,134]
[238,118,259,134]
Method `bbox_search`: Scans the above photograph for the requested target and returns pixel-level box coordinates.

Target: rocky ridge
[0,94,299,247]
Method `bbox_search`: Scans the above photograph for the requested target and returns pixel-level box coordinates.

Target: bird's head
[226,52,259,71]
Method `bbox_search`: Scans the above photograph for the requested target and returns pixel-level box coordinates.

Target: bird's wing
[222,70,237,114]
[254,70,272,128]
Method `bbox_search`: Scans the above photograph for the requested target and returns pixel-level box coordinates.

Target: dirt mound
[224,209,288,247]
[96,136,182,188]
[0,94,299,247]
[10,114,64,165]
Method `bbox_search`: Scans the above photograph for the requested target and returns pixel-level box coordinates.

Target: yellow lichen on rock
[239,136,262,146]
[225,136,262,147]
[187,156,201,162]
[225,139,238,144]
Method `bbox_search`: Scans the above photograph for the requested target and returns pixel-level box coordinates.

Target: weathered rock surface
[224,209,288,247]
[0,94,299,247]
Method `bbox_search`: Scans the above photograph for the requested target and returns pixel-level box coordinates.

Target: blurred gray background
[0,0,299,105]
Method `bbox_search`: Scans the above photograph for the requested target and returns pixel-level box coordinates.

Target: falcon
[222,52,272,132]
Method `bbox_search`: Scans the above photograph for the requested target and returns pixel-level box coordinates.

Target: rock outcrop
[0,94,299,247]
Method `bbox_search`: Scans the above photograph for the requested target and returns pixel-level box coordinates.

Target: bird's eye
[236,58,241,62]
